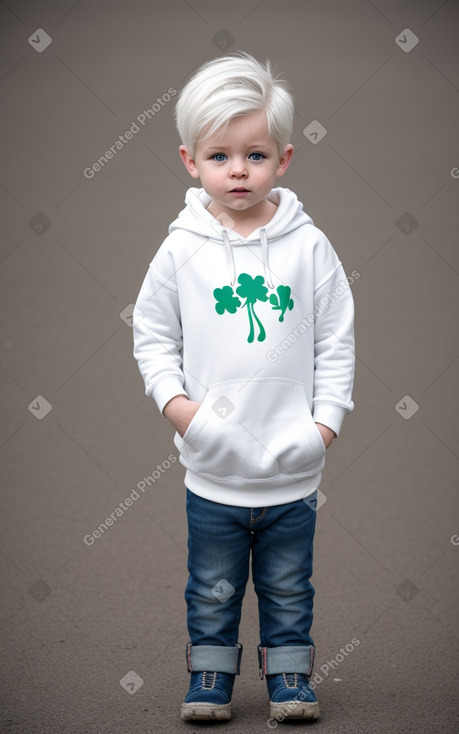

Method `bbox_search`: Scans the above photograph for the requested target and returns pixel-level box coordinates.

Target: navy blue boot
[181,671,235,720]
[258,645,319,721]
[267,673,319,720]
[181,643,242,721]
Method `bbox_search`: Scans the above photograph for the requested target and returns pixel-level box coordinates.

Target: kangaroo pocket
[173,378,326,483]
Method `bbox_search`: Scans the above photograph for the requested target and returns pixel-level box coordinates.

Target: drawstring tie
[223,229,237,287]
[222,227,274,289]
[260,227,274,289]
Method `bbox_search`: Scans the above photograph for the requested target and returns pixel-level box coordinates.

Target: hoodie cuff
[150,378,188,415]
[312,402,351,437]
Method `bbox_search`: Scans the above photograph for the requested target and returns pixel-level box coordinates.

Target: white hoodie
[133,187,355,507]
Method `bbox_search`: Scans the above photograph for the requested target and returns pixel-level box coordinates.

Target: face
[179,109,294,224]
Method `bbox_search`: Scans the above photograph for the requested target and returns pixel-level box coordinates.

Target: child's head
[175,52,294,159]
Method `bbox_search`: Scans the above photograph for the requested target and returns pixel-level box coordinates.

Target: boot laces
[201,671,217,690]
[283,673,299,688]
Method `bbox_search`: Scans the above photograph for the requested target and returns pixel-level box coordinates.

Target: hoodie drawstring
[223,229,237,287]
[223,227,274,289]
[261,228,274,289]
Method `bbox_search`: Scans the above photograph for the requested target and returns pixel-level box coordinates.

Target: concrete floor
[1,0,458,732]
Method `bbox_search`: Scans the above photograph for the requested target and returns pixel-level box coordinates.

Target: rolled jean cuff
[257,645,315,678]
[186,643,243,674]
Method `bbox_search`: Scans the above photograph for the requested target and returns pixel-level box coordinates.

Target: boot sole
[181,702,232,721]
[270,700,320,720]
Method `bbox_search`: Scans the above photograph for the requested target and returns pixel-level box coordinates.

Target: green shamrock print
[213,273,294,343]
[214,285,241,314]
[269,285,294,322]
[235,274,269,343]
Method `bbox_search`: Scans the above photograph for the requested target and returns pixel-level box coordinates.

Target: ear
[179,145,200,179]
[276,144,294,177]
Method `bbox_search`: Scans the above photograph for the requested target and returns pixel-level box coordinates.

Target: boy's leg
[252,498,316,651]
[182,489,250,720]
[251,497,319,720]
[185,488,252,648]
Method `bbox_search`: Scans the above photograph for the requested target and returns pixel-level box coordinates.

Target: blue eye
[212,153,227,162]
[249,152,265,161]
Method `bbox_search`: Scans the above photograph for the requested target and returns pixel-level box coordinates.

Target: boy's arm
[133,251,204,438]
[312,244,355,444]
[133,254,188,415]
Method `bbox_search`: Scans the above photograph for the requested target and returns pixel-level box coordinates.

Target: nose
[230,158,247,178]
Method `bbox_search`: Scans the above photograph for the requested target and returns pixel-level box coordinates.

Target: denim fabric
[186,642,243,674]
[185,489,317,669]
[258,645,314,676]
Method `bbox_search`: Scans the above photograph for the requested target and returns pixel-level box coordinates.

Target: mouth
[230,187,250,193]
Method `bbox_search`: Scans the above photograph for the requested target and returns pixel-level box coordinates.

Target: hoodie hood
[169,186,314,242]
[169,187,314,287]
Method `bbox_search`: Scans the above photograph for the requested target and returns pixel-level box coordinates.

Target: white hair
[175,52,294,157]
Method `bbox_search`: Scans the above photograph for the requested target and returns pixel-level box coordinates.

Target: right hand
[163,395,202,438]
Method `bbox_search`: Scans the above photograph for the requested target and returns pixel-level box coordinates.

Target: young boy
[133,53,355,722]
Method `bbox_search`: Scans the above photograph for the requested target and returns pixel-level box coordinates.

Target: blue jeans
[185,489,317,676]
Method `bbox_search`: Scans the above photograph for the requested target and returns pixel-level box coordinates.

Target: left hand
[315,422,336,449]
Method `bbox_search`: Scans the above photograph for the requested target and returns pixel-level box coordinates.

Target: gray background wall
[0,1,458,732]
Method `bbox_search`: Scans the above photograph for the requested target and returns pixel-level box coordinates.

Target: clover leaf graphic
[235,273,269,343]
[269,285,294,322]
[213,273,294,344]
[213,285,241,315]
